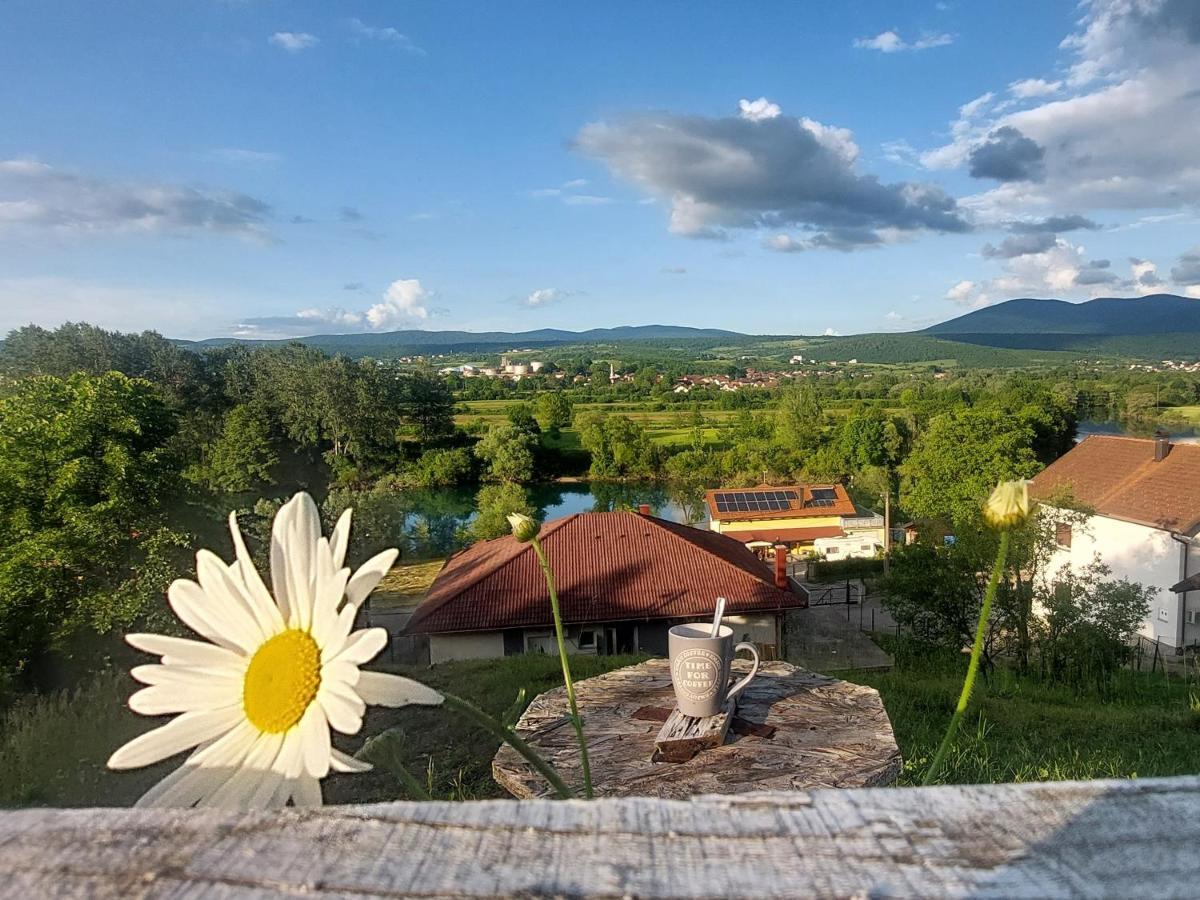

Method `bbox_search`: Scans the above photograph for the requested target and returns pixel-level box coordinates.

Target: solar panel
[713,488,805,515]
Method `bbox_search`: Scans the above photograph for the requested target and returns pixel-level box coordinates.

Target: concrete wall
[1041,508,1184,646]
[711,515,842,535]
[429,631,505,665]
[722,614,779,647]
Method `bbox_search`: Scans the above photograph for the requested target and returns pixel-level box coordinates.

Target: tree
[535,392,573,434]
[506,402,541,436]
[188,402,278,492]
[474,423,537,483]
[900,405,1042,527]
[472,484,535,541]
[400,371,456,446]
[774,383,824,452]
[577,414,661,479]
[0,372,185,685]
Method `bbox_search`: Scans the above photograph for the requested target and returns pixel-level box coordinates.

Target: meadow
[4,646,1199,807]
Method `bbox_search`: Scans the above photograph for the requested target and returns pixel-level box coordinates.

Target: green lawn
[845,649,1200,785]
[7,645,1194,808]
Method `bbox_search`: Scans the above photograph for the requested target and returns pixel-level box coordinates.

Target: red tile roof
[404,511,806,635]
[704,483,857,522]
[726,526,846,544]
[1031,435,1200,534]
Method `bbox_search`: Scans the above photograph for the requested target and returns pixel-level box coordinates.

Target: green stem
[531,537,594,799]
[441,692,575,800]
[922,529,1010,787]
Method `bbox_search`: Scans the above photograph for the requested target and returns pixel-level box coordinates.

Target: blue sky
[1,0,1198,339]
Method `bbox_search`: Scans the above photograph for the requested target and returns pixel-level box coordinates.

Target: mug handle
[725,642,760,706]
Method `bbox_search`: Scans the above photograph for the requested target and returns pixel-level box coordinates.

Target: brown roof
[727,525,846,544]
[404,511,805,635]
[1172,571,1200,594]
[704,483,857,523]
[1031,435,1200,534]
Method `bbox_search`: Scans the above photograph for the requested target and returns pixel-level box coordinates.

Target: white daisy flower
[107,492,443,808]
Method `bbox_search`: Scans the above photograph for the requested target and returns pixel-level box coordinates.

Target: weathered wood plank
[494,658,901,799]
[1,777,1199,897]
[654,697,736,762]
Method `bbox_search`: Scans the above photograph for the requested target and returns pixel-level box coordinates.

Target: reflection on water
[1076,419,1200,443]
[323,482,711,562]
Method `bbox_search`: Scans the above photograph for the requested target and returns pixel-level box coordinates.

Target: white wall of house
[1184,540,1200,647]
[1041,509,1185,646]
[429,631,505,665]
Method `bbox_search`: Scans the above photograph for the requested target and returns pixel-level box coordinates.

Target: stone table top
[492,658,902,799]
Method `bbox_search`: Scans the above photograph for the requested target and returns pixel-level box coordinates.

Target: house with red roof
[1031,433,1200,648]
[403,510,808,664]
[705,484,886,560]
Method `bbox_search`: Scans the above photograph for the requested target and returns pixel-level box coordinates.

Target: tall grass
[0,653,644,808]
[848,643,1200,785]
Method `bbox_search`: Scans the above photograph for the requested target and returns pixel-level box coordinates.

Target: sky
[1,0,1199,339]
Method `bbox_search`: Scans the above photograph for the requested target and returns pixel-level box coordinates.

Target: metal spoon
[710,596,726,637]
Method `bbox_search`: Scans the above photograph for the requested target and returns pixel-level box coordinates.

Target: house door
[604,623,638,655]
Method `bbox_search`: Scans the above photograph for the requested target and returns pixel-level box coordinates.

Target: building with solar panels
[704,484,886,560]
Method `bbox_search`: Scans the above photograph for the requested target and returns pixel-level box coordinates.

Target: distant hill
[924,293,1200,337]
[181,324,750,355]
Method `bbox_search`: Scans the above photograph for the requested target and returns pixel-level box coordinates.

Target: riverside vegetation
[3,321,1200,803]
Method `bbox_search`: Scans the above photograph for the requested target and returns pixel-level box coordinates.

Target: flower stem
[922,529,1010,786]
[440,692,575,800]
[530,536,594,799]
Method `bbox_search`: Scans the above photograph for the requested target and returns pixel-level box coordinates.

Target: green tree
[472,484,535,541]
[774,383,824,452]
[188,402,278,492]
[535,392,573,434]
[474,423,537,483]
[0,372,185,684]
[900,406,1042,527]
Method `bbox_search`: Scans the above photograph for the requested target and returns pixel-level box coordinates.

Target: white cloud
[822,327,841,336]
[522,287,573,307]
[1008,78,1062,99]
[854,30,954,52]
[0,156,272,240]
[738,97,782,122]
[368,279,430,327]
[529,180,612,206]
[563,178,589,189]
[885,310,903,321]
[946,280,978,305]
[347,18,423,53]
[562,194,612,206]
[920,0,1200,221]
[269,32,319,52]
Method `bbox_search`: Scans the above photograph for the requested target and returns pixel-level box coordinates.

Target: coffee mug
[668,623,760,718]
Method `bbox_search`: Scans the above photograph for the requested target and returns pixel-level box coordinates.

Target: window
[1055,522,1072,549]
[826,546,840,555]
[577,629,595,648]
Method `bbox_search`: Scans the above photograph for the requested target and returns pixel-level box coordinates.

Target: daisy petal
[167,579,247,652]
[277,730,307,780]
[330,508,352,571]
[331,749,372,773]
[320,604,360,662]
[345,549,399,609]
[356,670,444,708]
[293,774,323,807]
[318,687,363,736]
[129,684,241,716]
[321,660,361,690]
[205,733,285,810]
[331,628,388,667]
[108,706,243,770]
[228,512,285,636]
[298,702,332,778]
[269,497,296,624]
[196,549,269,645]
[126,633,245,667]
[130,664,242,687]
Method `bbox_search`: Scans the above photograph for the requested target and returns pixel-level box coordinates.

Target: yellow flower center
[242,629,321,733]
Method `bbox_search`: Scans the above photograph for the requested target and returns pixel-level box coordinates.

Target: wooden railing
[2,776,1197,896]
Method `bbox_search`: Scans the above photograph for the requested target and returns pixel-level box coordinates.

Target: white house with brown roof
[1031,434,1200,649]
[403,510,808,664]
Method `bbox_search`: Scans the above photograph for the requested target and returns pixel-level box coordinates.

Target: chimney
[773,544,789,591]
[638,503,651,516]
[1155,430,1172,462]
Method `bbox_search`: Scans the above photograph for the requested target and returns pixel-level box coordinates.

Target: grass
[372,558,445,610]
[0,653,643,808]
[8,644,1197,807]
[845,645,1200,785]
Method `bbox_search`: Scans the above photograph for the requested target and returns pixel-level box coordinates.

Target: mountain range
[168,294,1200,363]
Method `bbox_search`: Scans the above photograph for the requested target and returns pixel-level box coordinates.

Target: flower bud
[507,513,540,543]
[983,480,1033,530]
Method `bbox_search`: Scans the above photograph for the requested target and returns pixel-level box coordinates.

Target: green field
[5,646,1199,807]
